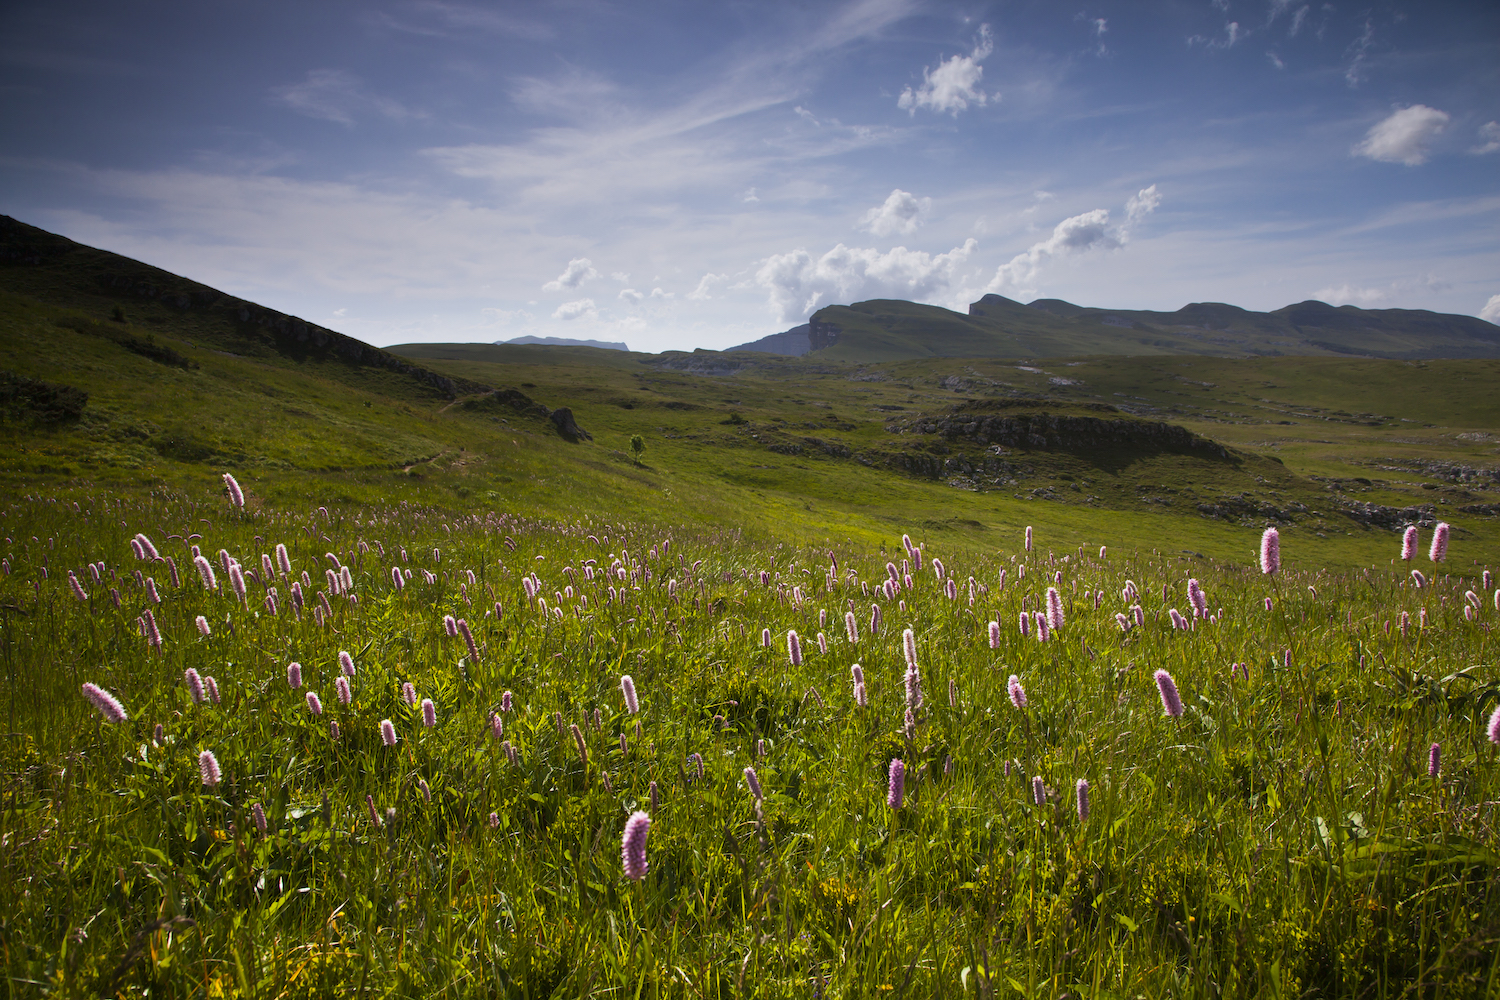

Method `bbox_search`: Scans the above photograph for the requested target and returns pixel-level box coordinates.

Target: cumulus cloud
[1471,121,1500,155]
[756,239,979,323]
[543,257,599,291]
[552,298,596,320]
[860,189,931,237]
[1479,295,1500,324]
[687,272,729,301]
[618,288,643,303]
[1353,105,1449,166]
[898,25,993,116]
[986,186,1160,297]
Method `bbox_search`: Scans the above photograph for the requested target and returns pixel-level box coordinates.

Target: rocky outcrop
[888,401,1229,459]
[549,407,592,443]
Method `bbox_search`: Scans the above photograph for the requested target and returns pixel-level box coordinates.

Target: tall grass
[1,488,1497,997]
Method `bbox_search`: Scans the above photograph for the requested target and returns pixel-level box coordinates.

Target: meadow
[2,479,1497,998]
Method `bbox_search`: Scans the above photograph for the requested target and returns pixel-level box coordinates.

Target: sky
[2,0,1498,353]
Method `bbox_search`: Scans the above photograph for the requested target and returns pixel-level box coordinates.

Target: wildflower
[1411,570,1426,588]
[193,554,217,590]
[761,628,771,648]
[145,578,159,603]
[817,632,828,655]
[336,676,351,705]
[1018,611,1030,637]
[275,543,291,575]
[205,676,220,704]
[252,802,267,833]
[1488,704,1500,744]
[887,759,905,810]
[1154,669,1183,718]
[306,691,323,715]
[904,661,923,711]
[184,668,206,704]
[1007,675,1027,709]
[932,558,945,580]
[1032,775,1045,806]
[457,619,479,661]
[380,719,398,746]
[1429,743,1441,777]
[1076,778,1090,821]
[1168,608,1187,630]
[1115,612,1131,631]
[402,682,417,706]
[67,571,88,601]
[1429,522,1450,563]
[845,610,859,643]
[1259,527,1280,575]
[223,473,245,508]
[787,630,802,666]
[988,620,1002,648]
[338,650,355,675]
[1046,586,1064,630]
[198,749,222,787]
[621,810,651,881]
[1034,611,1050,642]
[81,682,128,723]
[743,766,764,800]
[228,562,246,605]
[1187,579,1207,618]
[366,794,381,826]
[419,779,431,804]
[419,698,436,728]
[571,723,589,767]
[195,615,211,637]
[690,752,705,780]
[1401,525,1418,561]
[391,566,404,590]
[904,707,915,740]
[617,674,640,715]
[142,609,162,651]
[502,690,513,713]
[330,721,340,739]
[135,533,160,560]
[443,614,458,636]
[1025,526,1033,552]
[869,603,882,635]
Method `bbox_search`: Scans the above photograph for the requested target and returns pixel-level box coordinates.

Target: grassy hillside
[803,294,1500,363]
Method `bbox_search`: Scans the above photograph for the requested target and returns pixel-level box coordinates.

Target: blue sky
[2,0,1497,352]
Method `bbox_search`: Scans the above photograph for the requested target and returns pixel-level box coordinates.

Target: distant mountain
[499,336,630,351]
[0,216,488,399]
[737,294,1500,363]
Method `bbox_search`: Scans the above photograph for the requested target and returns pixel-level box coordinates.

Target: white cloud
[650,287,673,300]
[543,257,599,291]
[271,69,419,125]
[1353,105,1449,166]
[687,272,728,300]
[618,288,643,303]
[984,187,1159,297]
[1267,51,1284,70]
[552,298,596,320]
[756,239,978,323]
[742,187,759,203]
[1125,184,1161,226]
[897,25,993,116]
[859,188,930,237]
[1314,284,1388,306]
[610,271,630,282]
[1478,295,1500,324]
[1345,19,1374,88]
[1471,121,1500,155]
[794,105,819,124]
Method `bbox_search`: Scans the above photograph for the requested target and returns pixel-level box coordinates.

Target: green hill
[799,293,1500,362]
[2,215,1497,568]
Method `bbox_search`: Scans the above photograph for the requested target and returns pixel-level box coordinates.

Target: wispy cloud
[984,186,1160,297]
[272,70,422,125]
[1471,121,1500,156]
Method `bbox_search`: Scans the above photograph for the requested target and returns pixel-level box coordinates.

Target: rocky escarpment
[456,388,592,443]
[887,400,1230,459]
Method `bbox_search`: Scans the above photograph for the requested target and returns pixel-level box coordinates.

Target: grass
[2,487,1498,997]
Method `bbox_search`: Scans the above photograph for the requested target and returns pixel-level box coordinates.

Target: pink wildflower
[380,719,397,746]
[198,749,222,787]
[1401,526,1418,561]
[743,766,764,800]
[1007,674,1027,709]
[620,675,639,714]
[81,682,128,723]
[1429,522,1449,563]
[1154,669,1183,718]
[887,759,905,810]
[421,698,436,728]
[621,811,651,881]
[1259,527,1280,575]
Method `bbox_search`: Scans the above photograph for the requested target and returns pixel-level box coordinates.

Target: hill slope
[797,293,1500,362]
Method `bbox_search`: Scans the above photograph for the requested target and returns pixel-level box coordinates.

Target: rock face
[549,407,592,443]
